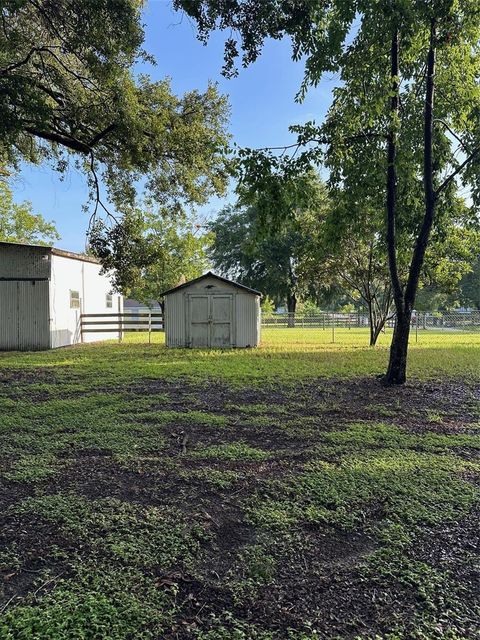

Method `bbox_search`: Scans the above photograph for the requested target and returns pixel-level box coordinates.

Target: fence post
[323,314,325,331]
[148,311,152,345]
[415,311,418,343]
[118,298,123,342]
[332,313,335,343]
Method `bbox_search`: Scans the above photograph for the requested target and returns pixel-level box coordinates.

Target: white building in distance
[0,241,122,350]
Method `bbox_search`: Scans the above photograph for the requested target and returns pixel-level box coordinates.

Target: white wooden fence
[80,311,163,343]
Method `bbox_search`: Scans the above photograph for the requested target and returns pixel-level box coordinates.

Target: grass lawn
[0,330,479,639]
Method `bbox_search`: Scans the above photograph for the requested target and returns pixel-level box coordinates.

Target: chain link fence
[261,310,480,346]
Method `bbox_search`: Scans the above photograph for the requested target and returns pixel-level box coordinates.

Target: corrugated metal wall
[235,293,260,347]
[0,244,51,279]
[0,280,50,350]
[165,290,186,347]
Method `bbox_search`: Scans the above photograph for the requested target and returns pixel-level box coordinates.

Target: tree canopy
[301,189,478,343]
[209,203,302,312]
[459,256,480,309]
[1,1,231,216]
[88,210,211,305]
[209,173,330,315]
[0,180,59,245]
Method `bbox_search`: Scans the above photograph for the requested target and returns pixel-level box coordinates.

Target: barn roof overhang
[160,271,262,297]
[0,241,101,265]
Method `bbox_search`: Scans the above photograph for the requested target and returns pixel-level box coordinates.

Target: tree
[1,1,230,217]
[302,192,478,345]
[0,180,59,244]
[209,173,330,322]
[88,210,211,310]
[310,237,393,347]
[460,256,480,309]
[176,0,480,384]
[420,222,479,309]
[209,204,301,316]
[260,296,275,315]
[298,193,393,346]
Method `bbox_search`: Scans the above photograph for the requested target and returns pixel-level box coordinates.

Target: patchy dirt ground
[0,372,479,639]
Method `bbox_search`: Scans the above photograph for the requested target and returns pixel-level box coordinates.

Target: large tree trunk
[384,27,406,382]
[287,292,296,328]
[386,306,412,383]
[385,20,436,384]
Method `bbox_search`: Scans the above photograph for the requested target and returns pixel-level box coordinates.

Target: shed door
[210,295,233,348]
[189,295,210,347]
[188,294,233,348]
[0,280,50,350]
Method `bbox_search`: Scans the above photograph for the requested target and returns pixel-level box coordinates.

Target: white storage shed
[162,272,261,348]
[0,241,122,350]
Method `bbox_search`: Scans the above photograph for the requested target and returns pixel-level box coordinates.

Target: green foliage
[181,468,240,489]
[12,494,202,569]
[4,453,60,483]
[297,300,322,316]
[459,255,480,309]
[89,209,211,298]
[1,2,230,214]
[0,566,174,640]
[1,493,206,638]
[260,296,275,314]
[249,423,477,532]
[192,442,271,461]
[88,212,157,294]
[209,173,329,310]
[0,181,59,244]
[195,614,276,640]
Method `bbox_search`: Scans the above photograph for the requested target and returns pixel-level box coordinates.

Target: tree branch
[0,46,60,75]
[434,118,470,153]
[25,121,118,154]
[87,151,117,228]
[89,124,117,147]
[435,146,480,196]
[253,132,386,154]
[24,127,91,153]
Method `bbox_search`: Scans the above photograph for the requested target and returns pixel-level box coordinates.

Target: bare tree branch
[436,146,480,196]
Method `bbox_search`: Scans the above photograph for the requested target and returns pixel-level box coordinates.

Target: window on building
[70,290,80,309]
[106,293,113,308]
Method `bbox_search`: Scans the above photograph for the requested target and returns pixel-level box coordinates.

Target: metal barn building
[0,241,123,350]
[162,272,261,348]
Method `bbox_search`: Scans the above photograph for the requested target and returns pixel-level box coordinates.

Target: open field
[0,334,479,639]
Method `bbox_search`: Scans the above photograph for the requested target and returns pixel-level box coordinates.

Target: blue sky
[10,0,336,252]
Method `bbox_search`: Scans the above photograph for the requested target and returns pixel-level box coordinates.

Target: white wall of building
[49,254,122,347]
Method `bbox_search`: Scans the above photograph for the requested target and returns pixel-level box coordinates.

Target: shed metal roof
[160,272,262,297]
[0,241,100,264]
